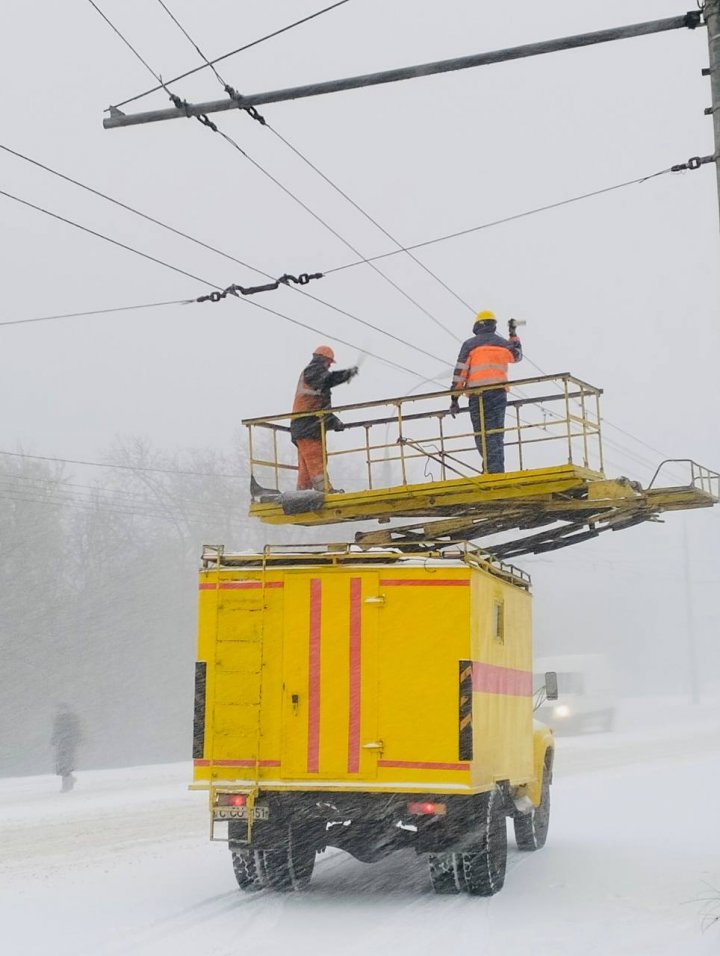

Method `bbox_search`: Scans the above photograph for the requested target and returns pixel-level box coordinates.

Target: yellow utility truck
[193,375,718,895]
[193,543,554,896]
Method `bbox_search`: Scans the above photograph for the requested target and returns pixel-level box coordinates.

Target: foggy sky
[2,0,719,699]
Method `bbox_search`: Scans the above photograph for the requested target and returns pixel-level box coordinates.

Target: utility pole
[704,0,720,223]
[682,518,700,705]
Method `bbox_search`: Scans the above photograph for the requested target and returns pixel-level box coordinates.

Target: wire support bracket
[194,273,324,303]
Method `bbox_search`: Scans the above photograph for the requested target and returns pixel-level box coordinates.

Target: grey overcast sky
[2,1,719,682]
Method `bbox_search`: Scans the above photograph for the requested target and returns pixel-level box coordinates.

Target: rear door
[281,571,379,782]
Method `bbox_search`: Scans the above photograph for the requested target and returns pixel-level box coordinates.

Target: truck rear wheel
[514,763,551,851]
[231,849,263,891]
[460,789,507,896]
[257,825,316,891]
[428,853,465,894]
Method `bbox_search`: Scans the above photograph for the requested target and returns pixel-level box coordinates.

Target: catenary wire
[3,162,684,478]
[93,0,709,479]
[152,12,704,482]
[92,2,462,344]
[111,0,353,110]
[88,0,164,86]
[0,448,243,478]
[3,162,691,483]
[0,163,452,380]
[28,13,706,478]
[0,189,212,288]
[323,168,677,273]
[0,300,188,328]
[193,120,462,342]
[0,142,451,364]
[153,0,473,332]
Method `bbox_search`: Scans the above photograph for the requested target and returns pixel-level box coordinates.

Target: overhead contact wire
[0,184,445,383]
[324,168,680,273]
[152,0,462,342]
[111,0,353,110]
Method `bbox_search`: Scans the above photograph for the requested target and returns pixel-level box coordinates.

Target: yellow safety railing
[242,372,604,497]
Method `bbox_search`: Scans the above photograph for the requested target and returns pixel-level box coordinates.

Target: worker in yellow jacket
[450,310,522,473]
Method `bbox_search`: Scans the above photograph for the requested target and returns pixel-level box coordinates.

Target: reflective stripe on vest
[292,373,323,414]
[467,362,508,385]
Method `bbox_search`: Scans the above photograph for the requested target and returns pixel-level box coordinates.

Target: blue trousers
[468,389,507,473]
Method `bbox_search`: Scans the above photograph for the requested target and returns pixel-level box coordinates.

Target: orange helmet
[313,345,336,364]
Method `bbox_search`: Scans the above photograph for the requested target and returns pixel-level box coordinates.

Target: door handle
[362,740,384,755]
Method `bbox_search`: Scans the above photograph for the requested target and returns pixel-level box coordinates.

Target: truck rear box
[193,546,553,895]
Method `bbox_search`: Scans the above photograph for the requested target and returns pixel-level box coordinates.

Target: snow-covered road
[3,699,719,956]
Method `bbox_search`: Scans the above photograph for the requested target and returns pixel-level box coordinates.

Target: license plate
[214,806,270,821]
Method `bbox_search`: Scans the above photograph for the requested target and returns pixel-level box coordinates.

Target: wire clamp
[670,154,715,172]
[197,114,219,132]
[194,272,324,303]
[224,85,268,125]
[169,93,193,117]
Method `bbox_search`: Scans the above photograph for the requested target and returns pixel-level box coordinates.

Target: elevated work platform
[242,373,719,556]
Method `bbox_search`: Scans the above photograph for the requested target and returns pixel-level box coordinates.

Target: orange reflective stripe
[467,367,508,384]
[293,373,324,413]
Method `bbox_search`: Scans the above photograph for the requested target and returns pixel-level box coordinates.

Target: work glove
[348,366,359,380]
[449,397,460,418]
[333,419,346,431]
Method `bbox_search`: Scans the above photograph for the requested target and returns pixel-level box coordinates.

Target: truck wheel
[428,853,465,894]
[231,849,263,891]
[257,825,316,891]
[460,789,508,896]
[514,763,551,851]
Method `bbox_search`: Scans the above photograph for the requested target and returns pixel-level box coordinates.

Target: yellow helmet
[475,309,496,323]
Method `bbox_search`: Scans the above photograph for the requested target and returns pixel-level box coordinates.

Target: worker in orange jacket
[290,345,358,493]
[449,310,522,473]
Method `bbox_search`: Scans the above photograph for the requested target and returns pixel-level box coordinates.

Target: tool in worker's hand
[508,318,527,337]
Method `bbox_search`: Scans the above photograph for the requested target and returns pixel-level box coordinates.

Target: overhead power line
[0,181,447,381]
[0,188,212,288]
[0,141,447,356]
[0,300,187,328]
[110,0,353,110]
[153,0,475,326]
[103,13,701,128]
[0,448,243,479]
[91,2,463,344]
[88,0,164,86]
[324,161,712,273]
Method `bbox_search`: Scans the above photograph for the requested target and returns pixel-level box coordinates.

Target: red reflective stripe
[347,578,362,774]
[199,581,284,590]
[193,759,280,767]
[471,661,532,697]
[378,579,469,587]
[307,579,322,773]
[377,760,470,771]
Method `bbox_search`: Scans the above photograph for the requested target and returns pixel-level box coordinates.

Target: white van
[534,654,616,733]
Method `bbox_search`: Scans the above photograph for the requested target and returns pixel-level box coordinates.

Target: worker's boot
[311,476,345,495]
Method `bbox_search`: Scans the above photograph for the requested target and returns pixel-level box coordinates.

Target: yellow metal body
[193,548,552,806]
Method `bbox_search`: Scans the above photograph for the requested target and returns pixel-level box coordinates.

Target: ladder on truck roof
[241,372,719,556]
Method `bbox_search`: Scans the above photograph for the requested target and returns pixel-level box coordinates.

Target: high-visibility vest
[452,334,522,393]
[292,373,324,414]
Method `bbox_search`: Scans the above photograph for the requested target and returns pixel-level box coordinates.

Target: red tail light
[407,801,447,816]
[216,793,247,807]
